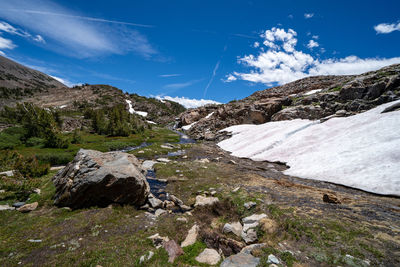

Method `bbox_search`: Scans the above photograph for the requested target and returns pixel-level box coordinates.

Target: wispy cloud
[6,9,154,28]
[156,95,221,108]
[203,60,220,98]
[231,33,258,39]
[0,35,16,50]
[159,74,182,78]
[163,79,203,89]
[0,21,46,43]
[374,21,400,34]
[226,27,400,86]
[0,0,157,58]
[304,13,314,19]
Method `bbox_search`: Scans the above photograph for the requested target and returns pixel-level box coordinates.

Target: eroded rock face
[52,149,150,209]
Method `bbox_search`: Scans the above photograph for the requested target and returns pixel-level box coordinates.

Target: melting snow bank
[125,100,148,117]
[182,112,215,131]
[218,100,400,196]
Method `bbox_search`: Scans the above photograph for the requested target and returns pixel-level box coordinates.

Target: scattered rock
[229,160,237,165]
[52,149,150,209]
[155,209,167,217]
[0,170,14,177]
[223,222,243,237]
[142,160,157,170]
[241,243,267,254]
[163,240,184,263]
[179,204,192,212]
[12,202,25,208]
[242,214,267,224]
[220,252,260,267]
[148,233,169,249]
[0,204,15,211]
[196,158,210,164]
[202,229,245,256]
[267,254,280,264]
[241,228,258,244]
[161,145,174,149]
[194,195,219,207]
[176,217,188,223]
[244,201,256,209]
[181,224,199,247]
[33,188,41,195]
[157,158,171,163]
[139,251,154,264]
[148,194,163,208]
[210,191,217,196]
[168,194,183,206]
[232,186,240,193]
[195,248,221,265]
[28,239,42,243]
[17,202,38,213]
[323,193,341,204]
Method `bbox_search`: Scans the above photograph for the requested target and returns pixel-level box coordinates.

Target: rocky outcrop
[52,149,150,209]
[178,64,400,140]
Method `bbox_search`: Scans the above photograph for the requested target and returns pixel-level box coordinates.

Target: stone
[259,218,278,234]
[195,248,221,265]
[242,214,267,224]
[244,201,256,209]
[148,194,163,208]
[202,229,245,256]
[267,254,280,264]
[181,224,199,247]
[179,204,192,212]
[196,158,210,164]
[223,222,243,237]
[33,188,41,195]
[17,202,38,213]
[168,194,183,206]
[12,202,25,208]
[194,195,219,207]
[142,160,157,170]
[157,158,171,163]
[0,204,15,211]
[210,190,217,196]
[176,217,188,223]
[241,228,258,244]
[220,253,260,267]
[232,186,240,192]
[323,193,341,204]
[241,243,267,254]
[161,145,174,149]
[139,251,154,264]
[163,240,184,263]
[0,170,14,177]
[52,149,150,209]
[28,239,42,243]
[148,233,169,249]
[155,209,167,217]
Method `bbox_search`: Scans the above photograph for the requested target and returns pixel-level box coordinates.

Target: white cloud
[0,50,5,56]
[304,13,314,19]
[374,22,400,34]
[253,41,260,48]
[227,27,400,86]
[312,35,319,39]
[0,21,46,43]
[159,74,182,78]
[0,36,16,49]
[156,96,221,109]
[33,34,45,43]
[0,0,157,58]
[49,75,79,87]
[307,39,319,49]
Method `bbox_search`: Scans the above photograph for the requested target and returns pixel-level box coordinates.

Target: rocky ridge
[178,64,400,140]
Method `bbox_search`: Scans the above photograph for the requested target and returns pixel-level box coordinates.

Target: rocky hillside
[0,56,185,126]
[0,55,67,106]
[179,64,400,140]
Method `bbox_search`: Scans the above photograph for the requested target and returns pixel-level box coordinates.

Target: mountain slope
[179,64,400,140]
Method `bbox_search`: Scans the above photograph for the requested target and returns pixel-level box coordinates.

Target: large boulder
[52,149,150,209]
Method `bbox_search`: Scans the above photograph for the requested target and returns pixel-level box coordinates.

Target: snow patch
[304,89,322,96]
[182,112,215,131]
[205,112,214,119]
[147,120,157,125]
[218,101,400,196]
[125,99,148,117]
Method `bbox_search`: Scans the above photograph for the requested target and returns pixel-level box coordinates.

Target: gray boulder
[53,149,150,209]
[220,253,260,267]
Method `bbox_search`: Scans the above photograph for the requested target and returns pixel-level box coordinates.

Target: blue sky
[0,0,399,107]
